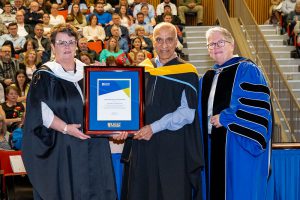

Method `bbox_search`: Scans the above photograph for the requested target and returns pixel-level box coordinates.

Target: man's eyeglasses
[55,40,77,47]
[207,40,231,49]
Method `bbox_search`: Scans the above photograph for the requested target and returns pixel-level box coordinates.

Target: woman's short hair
[5,85,20,96]
[205,27,234,44]
[135,25,145,34]
[50,23,78,45]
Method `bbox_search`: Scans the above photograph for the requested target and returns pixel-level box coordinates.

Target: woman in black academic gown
[22,23,117,200]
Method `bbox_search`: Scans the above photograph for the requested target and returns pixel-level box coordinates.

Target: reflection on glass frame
[84,66,144,136]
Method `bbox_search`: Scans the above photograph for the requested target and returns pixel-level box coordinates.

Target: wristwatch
[62,124,68,134]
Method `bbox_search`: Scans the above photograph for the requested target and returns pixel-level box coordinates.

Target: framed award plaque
[84,66,144,135]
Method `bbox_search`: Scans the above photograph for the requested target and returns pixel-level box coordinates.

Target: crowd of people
[0,1,275,200]
[0,0,205,147]
[269,0,300,56]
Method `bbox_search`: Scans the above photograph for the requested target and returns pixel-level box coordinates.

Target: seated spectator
[0,115,11,150]
[90,0,113,13]
[69,3,87,30]
[110,24,129,53]
[18,39,39,63]
[156,0,177,16]
[178,0,203,25]
[269,0,282,24]
[49,4,66,26]
[129,12,153,38]
[135,50,146,66]
[133,25,153,52]
[141,4,156,26]
[128,37,150,64]
[106,56,117,66]
[0,23,26,53]
[68,0,88,14]
[19,49,41,80]
[83,14,106,41]
[287,1,300,44]
[99,37,127,62]
[115,0,134,17]
[0,85,25,133]
[133,0,155,19]
[106,13,129,40]
[0,18,8,36]
[26,23,52,63]
[11,69,30,104]
[16,11,34,37]
[42,13,53,38]
[0,83,4,103]
[163,13,183,44]
[12,0,27,15]
[45,0,67,12]
[37,0,48,14]
[2,41,17,58]
[79,51,94,65]
[156,4,181,25]
[24,1,43,29]
[118,5,133,29]
[88,2,112,26]
[0,2,16,26]
[282,0,297,33]
[76,37,99,61]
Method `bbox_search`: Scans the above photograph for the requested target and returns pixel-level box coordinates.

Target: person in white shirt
[49,3,66,26]
[156,0,177,16]
[16,11,33,37]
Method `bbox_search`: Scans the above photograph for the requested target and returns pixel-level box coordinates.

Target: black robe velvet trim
[240,82,270,96]
[122,57,204,200]
[236,109,269,130]
[22,68,117,200]
[201,65,238,200]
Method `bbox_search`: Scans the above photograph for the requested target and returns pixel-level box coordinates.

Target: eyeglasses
[55,40,77,47]
[207,40,231,49]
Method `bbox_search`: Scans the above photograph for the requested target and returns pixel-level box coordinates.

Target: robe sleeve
[219,62,272,156]
[22,71,57,157]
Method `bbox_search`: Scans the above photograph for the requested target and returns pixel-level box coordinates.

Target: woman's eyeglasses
[207,40,231,49]
[55,40,77,47]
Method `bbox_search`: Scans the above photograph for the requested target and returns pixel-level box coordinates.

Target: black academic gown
[123,58,204,200]
[22,63,117,200]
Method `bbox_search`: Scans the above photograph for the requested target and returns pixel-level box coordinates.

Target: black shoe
[197,23,203,26]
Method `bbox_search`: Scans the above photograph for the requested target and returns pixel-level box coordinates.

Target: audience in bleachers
[129,12,153,38]
[0,0,211,155]
[105,13,129,39]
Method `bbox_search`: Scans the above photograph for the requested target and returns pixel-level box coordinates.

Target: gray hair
[206,27,234,44]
